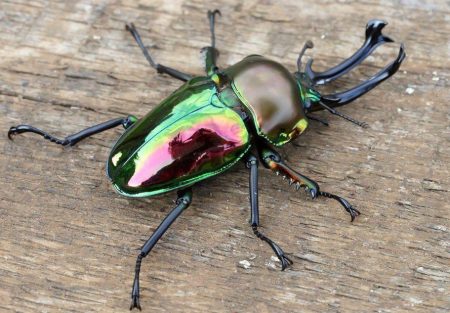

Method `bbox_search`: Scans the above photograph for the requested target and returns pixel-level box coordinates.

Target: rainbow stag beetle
[8,10,405,310]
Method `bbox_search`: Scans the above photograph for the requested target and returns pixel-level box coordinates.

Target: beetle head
[293,41,322,113]
[293,71,321,113]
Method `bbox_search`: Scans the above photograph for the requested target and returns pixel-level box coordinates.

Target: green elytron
[107,76,251,197]
[8,10,405,310]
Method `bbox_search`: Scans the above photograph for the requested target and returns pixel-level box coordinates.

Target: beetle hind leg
[246,154,293,271]
[252,225,293,270]
[130,189,192,310]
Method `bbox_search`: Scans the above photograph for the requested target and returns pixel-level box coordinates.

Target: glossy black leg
[245,154,293,270]
[296,40,314,72]
[8,115,136,146]
[258,144,360,222]
[125,23,192,82]
[130,189,192,311]
[318,191,360,222]
[306,20,395,85]
[202,9,221,75]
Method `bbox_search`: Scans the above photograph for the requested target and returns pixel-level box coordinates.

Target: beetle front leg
[258,146,360,222]
[202,9,221,76]
[8,115,137,147]
[130,189,192,310]
[245,154,293,270]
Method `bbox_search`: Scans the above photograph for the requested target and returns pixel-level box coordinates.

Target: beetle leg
[258,147,319,199]
[305,19,396,85]
[296,40,314,72]
[208,9,221,51]
[125,23,192,82]
[202,9,221,76]
[316,191,361,222]
[258,146,360,222]
[130,189,192,311]
[8,115,137,147]
[245,154,293,270]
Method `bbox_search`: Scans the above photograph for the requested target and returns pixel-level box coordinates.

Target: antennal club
[297,40,314,72]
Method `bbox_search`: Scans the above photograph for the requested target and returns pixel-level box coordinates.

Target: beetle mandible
[8,10,405,310]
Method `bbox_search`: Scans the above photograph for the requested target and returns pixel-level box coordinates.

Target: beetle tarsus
[130,296,141,311]
[252,225,293,271]
[297,40,314,72]
[207,9,221,49]
[8,125,69,145]
[319,191,361,222]
[130,255,142,310]
[246,154,293,271]
[130,286,141,310]
[259,145,361,222]
[128,190,192,310]
[279,253,294,271]
[8,116,136,147]
[8,126,19,140]
[203,9,222,75]
[125,22,192,82]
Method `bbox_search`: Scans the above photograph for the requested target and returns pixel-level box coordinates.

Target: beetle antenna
[306,114,329,126]
[297,40,314,72]
[318,101,368,128]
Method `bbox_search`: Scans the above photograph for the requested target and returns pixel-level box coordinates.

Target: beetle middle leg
[258,145,361,222]
[125,23,192,82]
[245,154,293,270]
[202,9,221,76]
[8,115,136,147]
[130,188,192,310]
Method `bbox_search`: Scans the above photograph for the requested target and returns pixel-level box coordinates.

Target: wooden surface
[0,1,449,312]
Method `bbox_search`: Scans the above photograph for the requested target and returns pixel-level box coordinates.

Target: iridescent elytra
[8,10,405,310]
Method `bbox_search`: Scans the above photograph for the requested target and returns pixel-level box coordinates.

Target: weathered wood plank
[0,0,449,312]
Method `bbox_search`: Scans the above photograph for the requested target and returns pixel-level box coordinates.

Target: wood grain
[0,1,449,312]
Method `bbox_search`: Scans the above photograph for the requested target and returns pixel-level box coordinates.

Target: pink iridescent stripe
[128,116,246,187]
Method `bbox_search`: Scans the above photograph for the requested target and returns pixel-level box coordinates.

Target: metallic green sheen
[106,76,250,197]
[224,55,308,146]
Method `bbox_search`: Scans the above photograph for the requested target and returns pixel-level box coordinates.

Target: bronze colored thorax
[224,55,308,145]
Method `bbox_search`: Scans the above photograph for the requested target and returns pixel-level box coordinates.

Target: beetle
[8,10,405,310]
